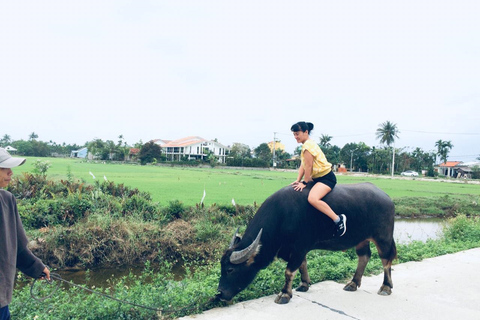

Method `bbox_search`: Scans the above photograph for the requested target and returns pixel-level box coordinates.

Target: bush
[164,200,186,221]
[19,196,92,228]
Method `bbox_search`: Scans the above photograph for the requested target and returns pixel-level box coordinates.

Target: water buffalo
[217,182,397,304]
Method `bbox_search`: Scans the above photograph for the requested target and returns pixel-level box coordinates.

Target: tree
[435,140,453,164]
[87,139,106,160]
[376,121,400,176]
[322,145,341,168]
[138,141,162,165]
[230,143,251,159]
[254,143,272,165]
[0,134,11,147]
[319,134,332,148]
[340,142,370,172]
[29,132,39,141]
[273,149,292,169]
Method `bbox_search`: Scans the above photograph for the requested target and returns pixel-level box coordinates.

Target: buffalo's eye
[227,268,234,275]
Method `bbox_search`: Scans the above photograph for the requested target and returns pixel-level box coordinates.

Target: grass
[15,157,480,206]
[11,215,480,319]
[7,159,480,319]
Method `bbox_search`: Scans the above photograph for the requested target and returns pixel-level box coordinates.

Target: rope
[30,273,218,315]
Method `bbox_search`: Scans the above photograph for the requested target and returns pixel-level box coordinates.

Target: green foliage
[394,195,480,217]
[164,200,186,220]
[138,141,162,165]
[195,219,221,242]
[31,159,51,176]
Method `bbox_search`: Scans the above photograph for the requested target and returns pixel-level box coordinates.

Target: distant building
[154,136,230,163]
[5,146,17,154]
[127,148,140,161]
[70,147,88,159]
[436,161,480,178]
[268,141,285,152]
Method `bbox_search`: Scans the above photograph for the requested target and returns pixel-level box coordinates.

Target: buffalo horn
[230,228,263,265]
[229,227,240,249]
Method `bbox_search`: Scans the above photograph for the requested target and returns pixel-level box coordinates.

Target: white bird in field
[104,175,108,181]
[89,171,96,179]
[201,189,206,204]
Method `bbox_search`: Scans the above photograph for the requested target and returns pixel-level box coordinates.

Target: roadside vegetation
[8,160,480,319]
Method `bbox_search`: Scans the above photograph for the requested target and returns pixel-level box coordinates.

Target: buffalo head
[216,228,263,301]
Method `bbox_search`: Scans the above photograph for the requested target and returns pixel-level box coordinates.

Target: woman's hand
[292,181,307,192]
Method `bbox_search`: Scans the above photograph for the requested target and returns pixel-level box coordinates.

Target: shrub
[164,200,186,220]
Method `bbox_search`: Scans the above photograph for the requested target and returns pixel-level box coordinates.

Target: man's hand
[40,267,51,281]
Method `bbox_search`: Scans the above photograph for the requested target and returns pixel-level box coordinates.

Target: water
[55,218,443,288]
[394,218,444,244]
[56,262,185,289]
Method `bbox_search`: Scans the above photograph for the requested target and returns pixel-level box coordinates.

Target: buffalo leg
[275,268,297,304]
[375,239,396,295]
[295,257,311,292]
[344,240,371,292]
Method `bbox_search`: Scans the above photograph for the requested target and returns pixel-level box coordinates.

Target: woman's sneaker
[335,214,347,237]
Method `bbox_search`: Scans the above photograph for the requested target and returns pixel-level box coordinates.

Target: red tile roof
[439,161,462,167]
[161,136,207,148]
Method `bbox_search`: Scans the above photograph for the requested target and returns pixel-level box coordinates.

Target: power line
[403,130,480,135]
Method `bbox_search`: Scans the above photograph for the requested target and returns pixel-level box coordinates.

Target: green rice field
[15,157,480,206]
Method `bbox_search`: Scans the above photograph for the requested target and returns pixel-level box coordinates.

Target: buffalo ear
[229,227,242,249]
[246,243,262,266]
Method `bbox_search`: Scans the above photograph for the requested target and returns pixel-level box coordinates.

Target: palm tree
[319,134,332,148]
[29,132,39,141]
[376,121,400,177]
[435,140,453,164]
[0,134,11,147]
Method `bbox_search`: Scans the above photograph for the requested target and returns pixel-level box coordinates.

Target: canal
[54,218,445,288]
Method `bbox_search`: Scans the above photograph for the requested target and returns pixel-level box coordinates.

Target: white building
[155,136,230,163]
[70,147,88,159]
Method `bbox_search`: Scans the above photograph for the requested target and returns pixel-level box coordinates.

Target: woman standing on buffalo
[290,121,347,237]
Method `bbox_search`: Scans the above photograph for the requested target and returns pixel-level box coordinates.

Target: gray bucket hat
[0,148,26,168]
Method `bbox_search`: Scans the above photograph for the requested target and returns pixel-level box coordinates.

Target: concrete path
[180,248,480,320]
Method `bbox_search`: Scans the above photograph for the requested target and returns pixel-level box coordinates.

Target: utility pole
[272,132,277,168]
[350,150,354,173]
[391,143,395,177]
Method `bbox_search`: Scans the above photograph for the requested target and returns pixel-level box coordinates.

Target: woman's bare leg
[307,183,338,221]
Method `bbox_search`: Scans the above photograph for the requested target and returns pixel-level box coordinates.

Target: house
[155,136,230,163]
[5,146,17,154]
[127,148,140,161]
[436,161,462,177]
[70,147,88,159]
[436,161,480,178]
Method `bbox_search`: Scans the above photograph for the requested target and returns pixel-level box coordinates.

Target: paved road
[180,248,480,320]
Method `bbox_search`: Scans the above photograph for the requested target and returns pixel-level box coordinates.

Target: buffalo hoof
[343,281,358,292]
[377,285,392,296]
[274,293,291,304]
[295,283,310,292]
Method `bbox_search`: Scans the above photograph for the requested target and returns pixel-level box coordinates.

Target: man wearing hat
[0,148,50,320]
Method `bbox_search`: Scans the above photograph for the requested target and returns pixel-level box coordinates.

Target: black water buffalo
[217,182,397,304]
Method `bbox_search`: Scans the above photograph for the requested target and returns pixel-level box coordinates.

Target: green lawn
[15,157,480,206]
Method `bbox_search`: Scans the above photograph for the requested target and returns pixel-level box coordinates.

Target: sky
[1,1,479,162]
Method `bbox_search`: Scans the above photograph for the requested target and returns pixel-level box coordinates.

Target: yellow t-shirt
[301,139,332,179]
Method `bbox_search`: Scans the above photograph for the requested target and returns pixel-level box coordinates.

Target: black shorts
[312,170,337,190]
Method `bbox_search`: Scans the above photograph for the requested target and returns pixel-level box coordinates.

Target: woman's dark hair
[291,121,314,134]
